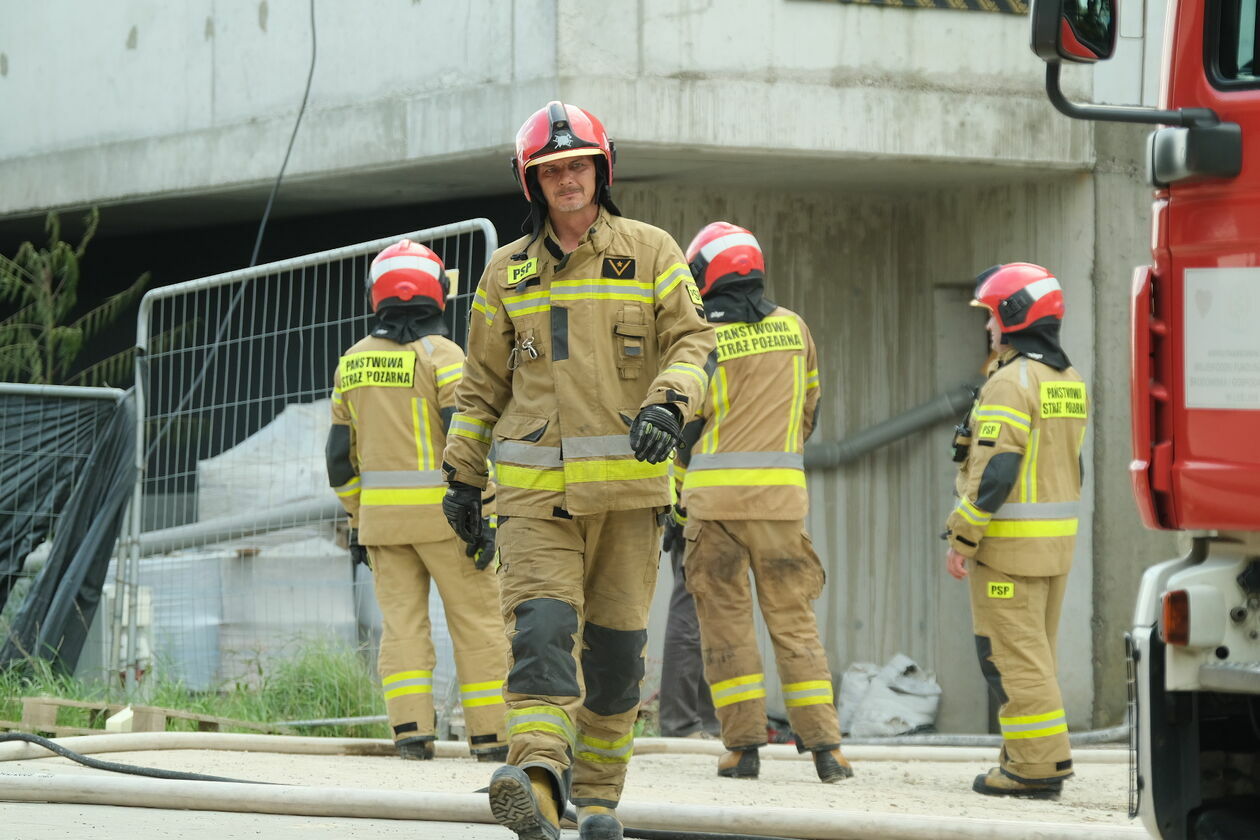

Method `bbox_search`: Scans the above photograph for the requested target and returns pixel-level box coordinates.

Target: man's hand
[629,405,683,464]
[348,528,370,568]
[443,482,483,546]
[466,517,496,570]
[946,548,969,580]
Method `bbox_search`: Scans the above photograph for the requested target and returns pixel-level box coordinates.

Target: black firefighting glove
[629,404,683,464]
[467,517,496,570]
[442,481,483,547]
[348,528,370,568]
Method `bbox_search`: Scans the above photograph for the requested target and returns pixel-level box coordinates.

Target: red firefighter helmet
[684,222,765,297]
[971,262,1064,332]
[367,240,448,313]
[512,101,615,202]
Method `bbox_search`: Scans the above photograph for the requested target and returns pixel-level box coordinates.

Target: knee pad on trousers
[509,598,581,697]
[581,622,647,716]
[974,634,1009,705]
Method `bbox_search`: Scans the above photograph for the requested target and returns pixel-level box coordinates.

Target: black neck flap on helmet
[701,271,776,324]
[1006,317,1070,371]
[371,300,449,344]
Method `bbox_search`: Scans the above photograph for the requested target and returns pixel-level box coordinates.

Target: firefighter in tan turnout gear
[440,102,715,840]
[674,221,852,785]
[944,263,1088,799]
[326,240,508,762]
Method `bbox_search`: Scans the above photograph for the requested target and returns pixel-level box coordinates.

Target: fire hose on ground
[0,731,1142,840]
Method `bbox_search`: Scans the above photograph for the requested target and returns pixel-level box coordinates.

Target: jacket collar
[540,207,615,271]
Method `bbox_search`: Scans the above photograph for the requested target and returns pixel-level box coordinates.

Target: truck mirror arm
[1046,62,1221,129]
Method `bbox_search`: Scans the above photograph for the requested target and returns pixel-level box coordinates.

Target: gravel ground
[1,743,1133,828]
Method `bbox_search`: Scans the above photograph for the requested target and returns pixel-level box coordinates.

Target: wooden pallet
[1,696,287,737]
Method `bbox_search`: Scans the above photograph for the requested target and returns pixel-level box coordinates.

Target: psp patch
[507,258,539,285]
[987,581,1015,599]
[685,280,703,307]
[601,257,637,279]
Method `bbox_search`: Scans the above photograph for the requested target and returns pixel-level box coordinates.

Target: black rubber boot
[488,764,562,840]
[395,737,434,760]
[813,748,854,783]
[717,748,760,779]
[578,810,624,839]
[972,767,1064,800]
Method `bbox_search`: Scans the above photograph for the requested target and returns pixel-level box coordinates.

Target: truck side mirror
[1030,0,1118,63]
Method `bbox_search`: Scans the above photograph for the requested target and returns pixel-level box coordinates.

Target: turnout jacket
[945,347,1088,577]
[327,334,466,545]
[676,306,820,520]
[442,209,715,518]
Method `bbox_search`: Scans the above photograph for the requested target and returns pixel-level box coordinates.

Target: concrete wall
[0,1,1091,218]
[624,174,1100,732]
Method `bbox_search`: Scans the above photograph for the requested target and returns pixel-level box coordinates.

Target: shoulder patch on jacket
[602,257,636,279]
[507,258,538,286]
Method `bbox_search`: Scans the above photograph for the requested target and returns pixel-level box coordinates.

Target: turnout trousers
[659,543,720,738]
[496,508,663,809]
[684,518,841,753]
[968,560,1073,782]
[369,537,509,754]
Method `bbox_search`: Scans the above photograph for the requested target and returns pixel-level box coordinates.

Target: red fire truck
[1029,0,1260,835]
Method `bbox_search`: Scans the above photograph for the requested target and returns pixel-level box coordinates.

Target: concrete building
[0,0,1179,731]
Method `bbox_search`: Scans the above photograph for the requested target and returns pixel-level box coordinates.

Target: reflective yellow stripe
[472,288,497,325]
[783,679,834,708]
[384,684,433,699]
[464,696,504,708]
[565,459,669,483]
[1000,709,1066,725]
[805,368,819,391]
[786,355,805,451]
[711,673,763,691]
[667,362,708,392]
[985,518,1078,538]
[714,688,766,708]
[700,368,729,454]
[450,414,492,443]
[1004,722,1069,740]
[1018,429,1040,503]
[383,669,432,684]
[578,730,634,751]
[684,468,806,489]
[361,487,446,506]
[507,706,575,746]
[463,680,504,692]
[955,497,991,527]
[335,476,361,498]
[496,464,565,492]
[435,363,463,387]
[331,390,343,404]
[655,262,689,299]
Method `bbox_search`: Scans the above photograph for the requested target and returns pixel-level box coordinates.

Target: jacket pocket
[494,413,549,443]
[613,322,648,380]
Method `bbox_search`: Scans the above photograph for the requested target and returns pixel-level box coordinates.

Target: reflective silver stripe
[371,254,441,283]
[421,337,435,354]
[689,452,804,471]
[973,407,1030,426]
[495,441,563,468]
[700,231,760,262]
[992,501,1080,521]
[502,294,551,315]
[562,435,634,459]
[552,283,652,300]
[383,676,432,690]
[508,712,576,744]
[360,470,445,487]
[461,687,503,701]
[1000,713,1067,734]
[1025,276,1062,301]
[577,737,634,760]
[783,686,832,702]
[712,678,765,703]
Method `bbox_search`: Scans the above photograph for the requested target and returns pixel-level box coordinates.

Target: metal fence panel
[0,384,125,650]
[127,219,496,692]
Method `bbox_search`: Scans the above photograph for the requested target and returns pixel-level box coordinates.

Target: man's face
[535,155,597,215]
[986,314,1003,352]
